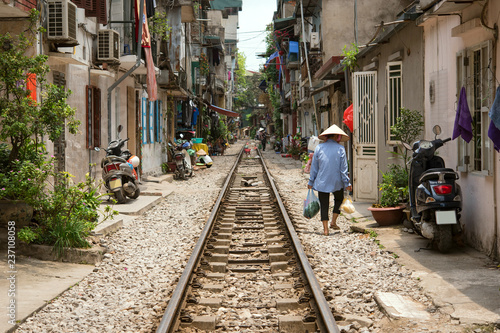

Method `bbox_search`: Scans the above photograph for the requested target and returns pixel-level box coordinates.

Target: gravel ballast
[16,142,479,332]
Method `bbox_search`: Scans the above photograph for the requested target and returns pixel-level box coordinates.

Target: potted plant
[368,164,408,226]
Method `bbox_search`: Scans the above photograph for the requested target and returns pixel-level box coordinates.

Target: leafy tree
[391,108,424,171]
[0,10,79,164]
[233,51,260,110]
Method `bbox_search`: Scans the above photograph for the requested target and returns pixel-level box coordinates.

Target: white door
[352,72,378,202]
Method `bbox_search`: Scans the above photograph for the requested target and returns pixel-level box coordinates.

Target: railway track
[157,149,340,332]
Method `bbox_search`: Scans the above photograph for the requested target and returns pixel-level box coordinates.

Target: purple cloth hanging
[488,121,500,152]
[488,86,500,151]
[452,87,473,143]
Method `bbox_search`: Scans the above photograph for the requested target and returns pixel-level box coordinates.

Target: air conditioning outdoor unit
[47,0,78,44]
[98,29,120,62]
[310,32,320,50]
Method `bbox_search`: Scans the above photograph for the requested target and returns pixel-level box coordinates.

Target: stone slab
[374,291,431,320]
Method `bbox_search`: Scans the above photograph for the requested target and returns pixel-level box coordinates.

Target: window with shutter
[86,85,102,149]
[456,40,494,175]
[142,97,147,144]
[93,87,101,148]
[387,61,403,144]
[158,100,163,143]
[149,101,154,144]
[85,0,97,17]
[97,0,107,25]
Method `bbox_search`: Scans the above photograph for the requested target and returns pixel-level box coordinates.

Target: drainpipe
[107,0,144,143]
[300,0,321,133]
[493,156,499,259]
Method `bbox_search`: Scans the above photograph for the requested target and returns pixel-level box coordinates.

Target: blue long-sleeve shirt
[308,139,350,193]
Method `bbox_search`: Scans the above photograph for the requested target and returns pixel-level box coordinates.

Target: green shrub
[26,172,117,257]
[378,164,408,207]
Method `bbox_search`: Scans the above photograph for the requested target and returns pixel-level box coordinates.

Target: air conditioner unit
[47,0,78,44]
[294,23,301,36]
[310,32,320,50]
[98,29,120,62]
[157,70,169,86]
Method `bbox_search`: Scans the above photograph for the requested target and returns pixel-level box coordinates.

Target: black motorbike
[98,128,140,203]
[405,125,462,253]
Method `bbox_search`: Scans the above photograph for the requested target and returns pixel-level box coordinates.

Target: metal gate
[352,71,378,202]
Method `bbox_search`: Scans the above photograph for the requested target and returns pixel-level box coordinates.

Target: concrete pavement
[345,201,500,326]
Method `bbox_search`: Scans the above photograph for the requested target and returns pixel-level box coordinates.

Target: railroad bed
[157,150,339,332]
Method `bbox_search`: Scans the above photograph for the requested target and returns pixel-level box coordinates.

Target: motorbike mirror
[432,125,442,137]
[117,125,123,133]
[94,147,100,152]
[402,142,412,150]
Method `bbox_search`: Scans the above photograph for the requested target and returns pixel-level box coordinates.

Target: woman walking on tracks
[307,124,352,236]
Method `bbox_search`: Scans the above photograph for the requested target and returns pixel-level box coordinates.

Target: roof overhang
[421,0,474,14]
[294,0,320,17]
[274,17,296,31]
[119,55,159,75]
[208,104,239,117]
[313,56,344,81]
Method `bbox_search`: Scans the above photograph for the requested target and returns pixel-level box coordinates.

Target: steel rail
[260,150,341,333]
[156,149,243,333]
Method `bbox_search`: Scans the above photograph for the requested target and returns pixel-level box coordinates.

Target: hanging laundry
[192,107,199,126]
[146,0,155,18]
[488,121,500,152]
[452,87,473,143]
[489,86,500,129]
[212,48,220,66]
[264,51,279,68]
[488,86,500,151]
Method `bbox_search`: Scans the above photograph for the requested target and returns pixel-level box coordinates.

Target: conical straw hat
[196,149,207,156]
[319,124,350,142]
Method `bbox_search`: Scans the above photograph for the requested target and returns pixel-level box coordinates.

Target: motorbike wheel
[128,186,140,199]
[179,167,186,180]
[114,189,127,204]
[436,225,453,253]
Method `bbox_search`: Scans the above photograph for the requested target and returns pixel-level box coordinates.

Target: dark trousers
[318,190,344,221]
[261,139,266,150]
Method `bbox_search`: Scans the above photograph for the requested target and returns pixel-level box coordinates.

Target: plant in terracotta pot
[368,164,408,226]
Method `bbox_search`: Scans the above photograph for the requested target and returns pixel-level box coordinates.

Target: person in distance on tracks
[307,124,352,236]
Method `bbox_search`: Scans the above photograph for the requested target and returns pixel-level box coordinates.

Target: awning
[313,56,344,81]
[274,17,296,31]
[208,104,239,117]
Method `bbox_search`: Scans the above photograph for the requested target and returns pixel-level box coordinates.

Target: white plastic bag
[303,189,320,219]
[340,195,355,214]
[307,136,321,152]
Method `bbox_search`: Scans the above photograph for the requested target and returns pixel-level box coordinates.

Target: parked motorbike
[274,140,282,153]
[405,125,463,253]
[98,127,140,203]
[167,135,193,180]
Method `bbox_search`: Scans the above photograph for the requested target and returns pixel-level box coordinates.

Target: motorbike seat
[419,168,458,183]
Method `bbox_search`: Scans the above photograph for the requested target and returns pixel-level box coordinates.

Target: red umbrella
[343,104,353,132]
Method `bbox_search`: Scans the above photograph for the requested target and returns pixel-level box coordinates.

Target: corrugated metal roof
[209,0,242,10]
